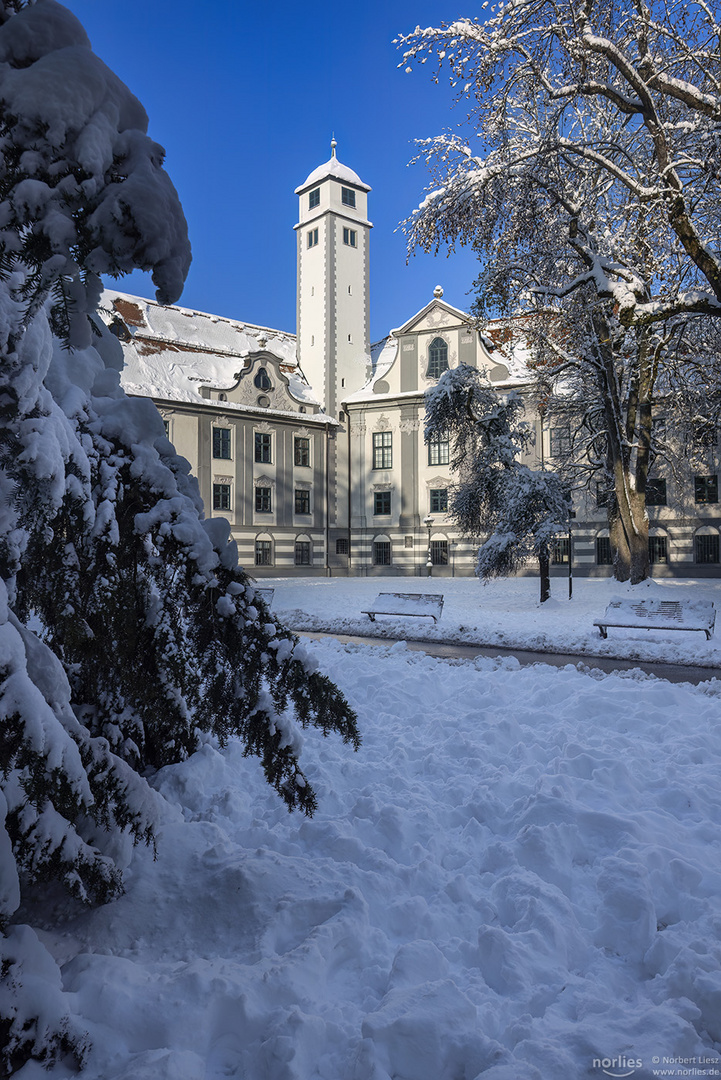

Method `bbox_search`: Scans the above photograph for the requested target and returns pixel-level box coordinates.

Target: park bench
[362,592,444,624]
[253,587,275,608]
[593,597,716,640]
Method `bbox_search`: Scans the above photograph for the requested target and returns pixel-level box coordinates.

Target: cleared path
[299,631,721,685]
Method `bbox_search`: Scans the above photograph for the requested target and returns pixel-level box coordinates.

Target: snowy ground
[270,573,721,669]
[19,576,721,1080]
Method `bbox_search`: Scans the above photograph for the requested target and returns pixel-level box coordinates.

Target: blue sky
[61,0,483,342]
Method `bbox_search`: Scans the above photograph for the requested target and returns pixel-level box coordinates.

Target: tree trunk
[538,548,550,602]
[592,313,652,585]
[609,487,649,584]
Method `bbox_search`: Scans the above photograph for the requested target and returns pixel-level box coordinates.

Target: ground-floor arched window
[295,534,311,565]
[694,526,720,564]
[255,533,274,566]
[372,535,392,565]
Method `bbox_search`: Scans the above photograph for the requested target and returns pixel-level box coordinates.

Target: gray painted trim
[400,336,418,393]
[327,215,336,416]
[295,175,371,196]
[294,207,373,231]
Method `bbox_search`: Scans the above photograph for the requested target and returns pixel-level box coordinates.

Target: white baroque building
[97,144,721,578]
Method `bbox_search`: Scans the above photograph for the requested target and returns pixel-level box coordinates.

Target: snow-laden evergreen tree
[425,365,569,601]
[0,2,359,1072]
[399,1,721,583]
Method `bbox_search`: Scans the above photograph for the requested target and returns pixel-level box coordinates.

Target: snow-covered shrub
[0,2,358,1072]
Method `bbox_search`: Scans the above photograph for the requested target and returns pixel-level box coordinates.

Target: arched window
[254,366,272,391]
[427,338,449,379]
[255,533,274,567]
[295,534,312,566]
[695,526,719,565]
[372,534,392,566]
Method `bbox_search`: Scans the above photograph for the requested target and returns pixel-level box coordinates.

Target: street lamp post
[568,510,576,600]
[424,515,434,577]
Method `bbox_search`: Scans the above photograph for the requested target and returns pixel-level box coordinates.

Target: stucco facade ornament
[254,474,276,490]
[399,418,420,434]
[214,474,233,485]
[376,415,391,430]
[255,421,273,434]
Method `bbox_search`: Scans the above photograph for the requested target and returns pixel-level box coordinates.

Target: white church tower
[294,139,371,416]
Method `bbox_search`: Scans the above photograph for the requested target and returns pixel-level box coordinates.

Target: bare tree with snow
[399,0,721,583]
[0,2,358,1071]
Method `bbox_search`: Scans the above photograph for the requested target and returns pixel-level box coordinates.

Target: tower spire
[330,135,337,159]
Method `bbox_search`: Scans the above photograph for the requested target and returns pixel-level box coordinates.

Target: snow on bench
[253,587,275,608]
[362,592,444,624]
[593,597,716,640]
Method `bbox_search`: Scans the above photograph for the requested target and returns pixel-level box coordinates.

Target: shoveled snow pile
[22,634,721,1079]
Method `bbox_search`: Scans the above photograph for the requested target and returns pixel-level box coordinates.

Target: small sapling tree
[425,364,570,601]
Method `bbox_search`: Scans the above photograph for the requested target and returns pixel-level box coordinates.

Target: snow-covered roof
[481,320,538,384]
[295,144,370,194]
[97,290,321,411]
[344,336,398,402]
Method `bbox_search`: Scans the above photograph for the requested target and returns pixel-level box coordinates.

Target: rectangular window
[694,422,717,448]
[294,436,310,467]
[695,475,718,504]
[373,541,391,566]
[212,426,231,460]
[294,489,310,515]
[652,417,667,442]
[696,534,720,564]
[213,483,231,511]
[372,431,392,470]
[646,478,667,506]
[550,427,571,458]
[343,227,357,247]
[341,187,356,207]
[596,482,610,509]
[430,488,448,514]
[428,433,450,466]
[335,537,349,555]
[254,432,272,463]
[163,419,170,438]
[648,536,668,564]
[255,487,272,513]
[373,490,391,515]
[295,540,311,566]
[431,539,448,565]
[551,537,570,564]
[309,188,320,209]
[255,540,272,566]
[596,536,613,565]
[307,227,318,248]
